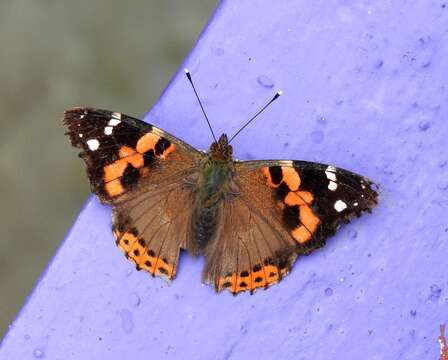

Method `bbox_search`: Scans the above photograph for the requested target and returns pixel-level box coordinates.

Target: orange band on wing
[291,226,312,243]
[281,167,301,191]
[119,146,136,158]
[104,159,128,182]
[300,205,320,231]
[262,166,301,191]
[116,231,176,280]
[218,263,288,294]
[291,206,320,243]
[136,133,160,153]
[104,179,125,197]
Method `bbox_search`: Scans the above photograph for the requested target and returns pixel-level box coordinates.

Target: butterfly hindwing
[202,195,298,294]
[112,180,194,280]
[203,159,378,294]
[64,107,202,280]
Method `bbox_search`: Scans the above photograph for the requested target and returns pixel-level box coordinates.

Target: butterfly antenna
[184,69,217,142]
[228,90,283,144]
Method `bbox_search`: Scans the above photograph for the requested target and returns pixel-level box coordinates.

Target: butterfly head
[209,133,233,162]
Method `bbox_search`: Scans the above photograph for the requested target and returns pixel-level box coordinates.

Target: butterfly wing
[64,107,203,280]
[203,159,378,294]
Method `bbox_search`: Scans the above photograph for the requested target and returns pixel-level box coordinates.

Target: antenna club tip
[184,68,190,74]
[277,90,283,96]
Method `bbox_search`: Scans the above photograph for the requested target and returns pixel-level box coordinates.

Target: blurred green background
[0,0,217,338]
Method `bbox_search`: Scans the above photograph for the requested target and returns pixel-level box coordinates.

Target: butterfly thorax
[192,134,235,249]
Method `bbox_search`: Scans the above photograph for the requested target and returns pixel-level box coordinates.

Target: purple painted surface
[2,1,447,359]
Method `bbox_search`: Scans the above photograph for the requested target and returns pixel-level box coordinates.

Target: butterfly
[64,70,378,295]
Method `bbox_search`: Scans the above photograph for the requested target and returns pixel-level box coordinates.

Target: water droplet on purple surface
[324,287,333,296]
[33,348,45,358]
[410,309,417,317]
[429,284,442,300]
[418,121,431,131]
[24,334,31,340]
[311,130,324,143]
[165,345,175,354]
[437,181,448,190]
[117,309,134,334]
[257,75,274,88]
[348,229,358,239]
[317,116,327,125]
[215,48,225,56]
[438,160,447,168]
[129,293,141,307]
[375,60,384,69]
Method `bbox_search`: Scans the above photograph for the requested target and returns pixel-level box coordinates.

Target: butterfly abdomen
[193,205,221,248]
[191,160,233,249]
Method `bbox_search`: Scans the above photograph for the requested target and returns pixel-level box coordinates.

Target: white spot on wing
[279,160,294,167]
[87,139,100,151]
[111,112,121,120]
[79,133,83,138]
[353,201,359,207]
[326,171,337,181]
[108,118,121,127]
[328,181,338,191]
[104,126,113,135]
[334,200,347,212]
[326,165,337,189]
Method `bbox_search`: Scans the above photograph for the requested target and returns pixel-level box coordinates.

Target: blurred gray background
[0,0,217,338]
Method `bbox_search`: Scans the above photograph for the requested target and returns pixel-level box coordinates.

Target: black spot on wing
[273,182,290,202]
[154,137,171,156]
[147,249,156,257]
[269,166,283,185]
[121,163,140,188]
[252,264,262,272]
[143,149,156,166]
[282,205,300,231]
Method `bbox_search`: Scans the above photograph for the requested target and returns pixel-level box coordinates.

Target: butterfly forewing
[64,107,203,280]
[238,160,378,252]
[64,107,201,203]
